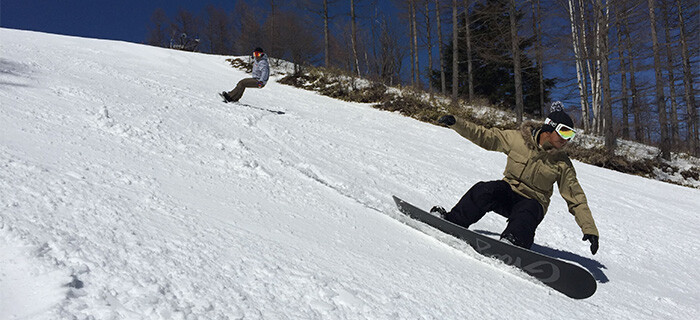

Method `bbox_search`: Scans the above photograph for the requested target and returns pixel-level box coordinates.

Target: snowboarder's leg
[446,180,513,228]
[500,198,544,249]
[227,82,245,102]
[227,78,261,102]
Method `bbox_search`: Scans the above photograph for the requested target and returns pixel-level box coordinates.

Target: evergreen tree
[433,0,554,116]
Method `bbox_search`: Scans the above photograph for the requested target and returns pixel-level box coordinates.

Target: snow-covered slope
[1,28,698,319]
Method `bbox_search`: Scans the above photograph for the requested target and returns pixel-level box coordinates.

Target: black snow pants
[445,180,544,249]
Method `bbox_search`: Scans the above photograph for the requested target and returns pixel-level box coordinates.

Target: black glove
[438,115,456,126]
[582,234,599,255]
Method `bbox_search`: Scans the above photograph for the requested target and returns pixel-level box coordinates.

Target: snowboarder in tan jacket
[221,47,270,103]
[433,102,599,254]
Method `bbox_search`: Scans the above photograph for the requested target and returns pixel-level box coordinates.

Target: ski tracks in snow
[5,29,700,320]
[0,34,401,318]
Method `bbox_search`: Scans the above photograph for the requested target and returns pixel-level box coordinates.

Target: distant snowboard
[392,196,597,299]
[217,92,285,114]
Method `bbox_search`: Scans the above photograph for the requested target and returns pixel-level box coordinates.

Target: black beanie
[543,101,574,132]
[254,47,264,53]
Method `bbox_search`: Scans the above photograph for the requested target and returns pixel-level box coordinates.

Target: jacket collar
[519,120,563,154]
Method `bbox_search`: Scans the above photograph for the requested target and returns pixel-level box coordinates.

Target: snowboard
[392,196,596,299]
[217,92,285,115]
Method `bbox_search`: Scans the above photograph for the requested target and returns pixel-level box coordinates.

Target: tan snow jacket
[449,118,599,237]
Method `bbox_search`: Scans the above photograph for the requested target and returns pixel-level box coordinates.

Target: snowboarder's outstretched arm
[438,115,515,153]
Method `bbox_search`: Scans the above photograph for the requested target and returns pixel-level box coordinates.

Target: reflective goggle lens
[556,124,575,140]
[545,118,576,140]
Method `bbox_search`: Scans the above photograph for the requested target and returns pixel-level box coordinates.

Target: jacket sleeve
[558,162,599,237]
[450,118,512,153]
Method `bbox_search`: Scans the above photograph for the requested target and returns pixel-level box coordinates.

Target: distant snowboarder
[432,101,600,255]
[220,47,270,103]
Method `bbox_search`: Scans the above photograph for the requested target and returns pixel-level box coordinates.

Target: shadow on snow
[474,229,609,283]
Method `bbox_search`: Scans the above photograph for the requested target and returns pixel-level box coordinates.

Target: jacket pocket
[505,151,529,179]
[533,162,559,191]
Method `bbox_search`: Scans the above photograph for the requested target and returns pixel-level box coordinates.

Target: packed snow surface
[1,28,699,319]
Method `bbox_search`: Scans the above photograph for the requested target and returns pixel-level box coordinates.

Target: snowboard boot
[500,232,519,246]
[220,91,234,103]
[429,206,448,219]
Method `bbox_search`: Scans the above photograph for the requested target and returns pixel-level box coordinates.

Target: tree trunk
[409,0,416,86]
[436,0,447,95]
[509,0,523,123]
[597,0,615,154]
[324,0,330,67]
[532,0,544,116]
[412,0,421,89]
[425,1,434,98]
[270,0,276,58]
[580,0,599,133]
[578,0,598,133]
[662,3,680,146]
[648,0,671,159]
[463,0,474,101]
[677,0,698,155]
[616,6,630,140]
[452,0,459,101]
[351,0,361,77]
[621,11,643,142]
[590,0,602,135]
[569,0,591,131]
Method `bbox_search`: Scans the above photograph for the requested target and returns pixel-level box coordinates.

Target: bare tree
[531,0,544,115]
[452,0,459,101]
[277,10,322,73]
[648,0,671,159]
[567,0,591,131]
[435,0,447,94]
[377,15,405,85]
[660,2,681,145]
[324,0,332,67]
[595,0,614,153]
[300,0,337,67]
[405,1,416,86]
[268,0,278,57]
[463,0,474,101]
[568,0,589,131]
[203,5,233,54]
[412,0,421,88]
[567,0,615,136]
[423,0,435,97]
[619,1,645,142]
[171,9,201,52]
[676,0,698,154]
[234,2,264,54]
[615,1,631,139]
[146,8,169,48]
[509,0,524,122]
[351,0,361,76]
[589,0,602,134]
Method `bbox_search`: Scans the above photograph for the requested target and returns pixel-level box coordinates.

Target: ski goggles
[253,51,263,58]
[544,118,576,140]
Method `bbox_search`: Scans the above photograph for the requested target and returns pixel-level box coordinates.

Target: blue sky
[1,0,237,43]
[1,0,399,44]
